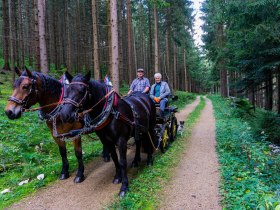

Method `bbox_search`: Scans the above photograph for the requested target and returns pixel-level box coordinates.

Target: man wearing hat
[127,68,150,95]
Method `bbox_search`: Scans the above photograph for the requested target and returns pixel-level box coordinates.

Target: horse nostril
[5,110,14,119]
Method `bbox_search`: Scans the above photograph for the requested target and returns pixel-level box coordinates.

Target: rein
[79,89,115,117]
[23,101,62,112]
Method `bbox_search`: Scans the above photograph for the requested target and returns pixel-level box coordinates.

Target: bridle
[8,75,38,109]
[62,82,89,110]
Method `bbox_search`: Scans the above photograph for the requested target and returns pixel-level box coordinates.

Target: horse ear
[24,66,29,71]
[14,67,22,76]
[85,71,91,82]
[25,68,33,78]
[65,71,73,82]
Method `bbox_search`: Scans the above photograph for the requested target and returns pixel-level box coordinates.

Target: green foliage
[0,72,103,209]
[210,95,280,209]
[108,97,205,210]
[249,110,280,145]
[227,97,255,119]
[202,0,280,93]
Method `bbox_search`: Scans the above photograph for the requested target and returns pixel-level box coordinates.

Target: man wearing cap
[127,68,150,95]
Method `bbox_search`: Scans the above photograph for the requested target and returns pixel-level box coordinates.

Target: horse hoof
[119,190,126,197]
[60,173,69,180]
[103,156,110,162]
[113,178,122,184]
[74,175,85,183]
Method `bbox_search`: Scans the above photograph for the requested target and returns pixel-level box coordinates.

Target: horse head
[5,67,40,119]
[60,71,91,123]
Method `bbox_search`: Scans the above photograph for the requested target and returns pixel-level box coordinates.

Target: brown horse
[5,68,102,183]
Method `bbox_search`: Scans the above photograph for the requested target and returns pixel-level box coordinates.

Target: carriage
[154,95,178,153]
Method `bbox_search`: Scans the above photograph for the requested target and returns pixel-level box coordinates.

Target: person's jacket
[149,81,171,100]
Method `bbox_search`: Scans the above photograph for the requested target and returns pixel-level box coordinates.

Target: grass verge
[108,96,205,210]
[210,95,280,209]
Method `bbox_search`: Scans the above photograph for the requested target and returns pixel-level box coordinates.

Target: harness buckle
[114,111,120,119]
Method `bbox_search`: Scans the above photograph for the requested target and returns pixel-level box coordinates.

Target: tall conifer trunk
[38,0,48,74]
[109,0,119,92]
[2,0,10,70]
[153,2,159,73]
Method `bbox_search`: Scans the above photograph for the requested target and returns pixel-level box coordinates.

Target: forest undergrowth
[210,95,280,209]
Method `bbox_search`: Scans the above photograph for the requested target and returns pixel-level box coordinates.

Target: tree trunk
[148,4,153,78]
[166,28,170,83]
[27,0,33,66]
[126,0,133,83]
[38,0,48,74]
[109,0,119,92]
[183,49,188,91]
[153,2,159,73]
[34,0,40,70]
[92,0,100,79]
[8,0,14,82]
[2,0,10,70]
[117,0,124,84]
[278,68,280,114]
[133,26,138,70]
[173,43,177,90]
[217,23,228,97]
[18,0,24,68]
[51,2,58,69]
[65,0,72,72]
[265,71,273,110]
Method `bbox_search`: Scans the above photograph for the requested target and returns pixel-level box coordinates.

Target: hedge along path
[8,97,200,210]
[160,97,221,210]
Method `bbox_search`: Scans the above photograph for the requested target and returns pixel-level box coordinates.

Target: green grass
[210,95,280,210]
[108,97,205,210]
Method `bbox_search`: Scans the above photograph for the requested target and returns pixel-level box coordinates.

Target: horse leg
[55,139,69,180]
[102,144,111,162]
[146,132,154,166]
[72,137,85,183]
[109,144,122,184]
[131,138,141,167]
[118,137,129,197]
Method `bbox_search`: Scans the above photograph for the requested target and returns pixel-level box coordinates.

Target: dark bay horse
[5,68,108,183]
[58,72,156,196]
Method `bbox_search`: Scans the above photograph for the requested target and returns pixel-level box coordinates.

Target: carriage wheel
[170,116,178,142]
[160,124,170,153]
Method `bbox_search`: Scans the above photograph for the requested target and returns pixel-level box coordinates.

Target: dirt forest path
[160,97,221,210]
[8,98,200,210]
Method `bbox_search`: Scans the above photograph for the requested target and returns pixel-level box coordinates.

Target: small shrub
[227,97,255,119]
[250,110,280,145]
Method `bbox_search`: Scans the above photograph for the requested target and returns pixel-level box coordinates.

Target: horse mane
[72,73,106,91]
[14,70,62,96]
[39,73,62,96]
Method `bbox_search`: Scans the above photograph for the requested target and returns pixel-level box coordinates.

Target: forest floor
[8,97,221,210]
